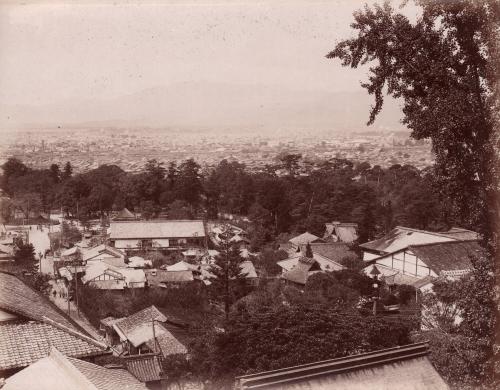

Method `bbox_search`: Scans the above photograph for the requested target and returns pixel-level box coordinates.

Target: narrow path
[49,280,106,343]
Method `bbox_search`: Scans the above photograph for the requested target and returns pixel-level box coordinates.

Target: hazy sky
[0,1,418,129]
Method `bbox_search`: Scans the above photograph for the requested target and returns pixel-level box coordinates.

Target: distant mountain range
[0,82,405,131]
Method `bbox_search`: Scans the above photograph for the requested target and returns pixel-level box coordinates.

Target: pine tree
[14,243,37,272]
[62,161,73,180]
[209,225,247,320]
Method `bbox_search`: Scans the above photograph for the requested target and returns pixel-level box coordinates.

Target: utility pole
[151,312,157,353]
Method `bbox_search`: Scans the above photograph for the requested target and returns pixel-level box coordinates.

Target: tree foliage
[189,303,412,385]
[327,0,499,240]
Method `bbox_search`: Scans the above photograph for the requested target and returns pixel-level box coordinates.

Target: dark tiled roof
[0,321,108,371]
[236,342,448,390]
[409,240,485,273]
[0,272,80,331]
[310,243,355,262]
[145,327,187,357]
[124,354,163,382]
[69,357,147,390]
[114,306,167,339]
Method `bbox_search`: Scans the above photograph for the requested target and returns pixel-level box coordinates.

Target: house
[362,240,484,285]
[324,221,358,243]
[280,256,322,286]
[82,262,146,289]
[278,251,345,282]
[359,226,478,261]
[82,244,127,267]
[278,250,345,286]
[3,347,147,390]
[109,220,206,250]
[288,232,324,250]
[0,272,109,377]
[208,222,249,249]
[235,342,448,389]
[107,306,187,358]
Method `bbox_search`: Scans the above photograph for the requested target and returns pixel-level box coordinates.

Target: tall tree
[14,243,37,272]
[209,225,248,320]
[62,161,73,180]
[327,0,499,242]
[176,159,203,210]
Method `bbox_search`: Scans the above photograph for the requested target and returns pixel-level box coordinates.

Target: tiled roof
[408,240,484,273]
[0,272,81,331]
[360,227,457,254]
[124,354,163,382]
[83,245,125,262]
[236,342,449,390]
[69,357,147,390]
[310,242,355,262]
[4,348,146,390]
[0,320,108,371]
[109,220,205,239]
[114,306,168,347]
[438,227,479,241]
[281,257,320,285]
[145,328,187,357]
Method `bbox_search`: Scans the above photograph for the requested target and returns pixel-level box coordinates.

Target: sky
[0,1,419,130]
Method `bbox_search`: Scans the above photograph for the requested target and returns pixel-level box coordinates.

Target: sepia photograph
[0,0,498,389]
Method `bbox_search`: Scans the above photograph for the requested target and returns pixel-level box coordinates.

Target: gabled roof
[124,354,163,383]
[289,232,323,246]
[236,342,448,390]
[408,240,484,273]
[281,257,321,285]
[360,226,460,254]
[0,319,108,371]
[83,244,125,262]
[3,348,146,390]
[109,220,205,240]
[240,260,257,279]
[113,306,167,348]
[278,252,344,273]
